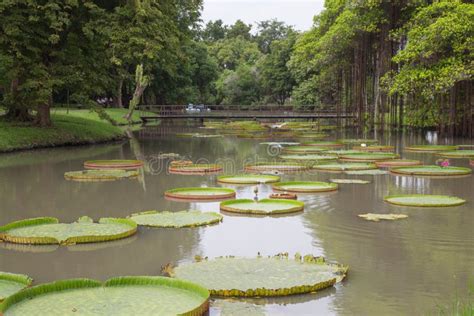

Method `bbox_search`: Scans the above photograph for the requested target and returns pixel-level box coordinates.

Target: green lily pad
[0,277,209,315]
[384,195,466,207]
[345,169,389,175]
[405,145,459,152]
[375,159,422,167]
[325,149,364,155]
[0,273,32,302]
[302,141,343,147]
[313,162,377,172]
[337,139,378,145]
[260,142,300,146]
[272,181,338,193]
[244,163,308,172]
[358,213,408,222]
[217,175,281,184]
[64,170,139,182]
[84,160,144,170]
[329,179,370,184]
[0,217,137,245]
[129,211,223,228]
[165,187,236,200]
[437,150,474,158]
[282,146,328,154]
[176,133,223,138]
[352,145,394,152]
[220,199,304,215]
[169,164,223,174]
[296,133,328,139]
[390,165,472,177]
[166,254,347,297]
[339,153,399,162]
[279,154,338,162]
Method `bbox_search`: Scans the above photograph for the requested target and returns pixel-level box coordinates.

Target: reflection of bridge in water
[139,105,355,122]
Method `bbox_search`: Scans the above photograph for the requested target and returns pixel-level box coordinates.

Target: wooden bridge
[139,105,354,122]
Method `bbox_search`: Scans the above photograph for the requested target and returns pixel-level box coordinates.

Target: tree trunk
[36,96,52,127]
[114,78,124,108]
[5,77,33,122]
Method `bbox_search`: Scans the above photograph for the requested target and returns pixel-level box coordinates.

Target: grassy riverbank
[52,108,151,125]
[0,114,125,153]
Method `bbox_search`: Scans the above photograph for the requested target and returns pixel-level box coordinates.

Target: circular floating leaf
[282,146,328,154]
[0,272,32,302]
[260,142,300,146]
[437,150,474,158]
[165,188,236,201]
[176,133,223,138]
[244,163,308,173]
[390,165,472,177]
[169,164,223,175]
[302,141,343,147]
[167,254,347,297]
[339,153,399,162]
[352,145,394,152]
[325,149,364,155]
[345,169,388,175]
[313,162,377,172]
[337,139,378,145]
[405,145,459,152]
[170,160,193,167]
[217,175,281,184]
[129,211,223,228]
[272,181,338,193]
[329,179,370,184]
[64,170,138,182]
[279,154,338,162]
[384,195,466,207]
[83,160,143,170]
[220,199,304,215]
[0,217,137,245]
[358,213,408,222]
[375,159,422,168]
[296,133,327,139]
[0,277,209,315]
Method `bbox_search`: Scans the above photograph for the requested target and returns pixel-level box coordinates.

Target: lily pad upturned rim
[217,174,281,184]
[0,272,33,302]
[165,253,348,297]
[84,160,144,170]
[0,217,137,245]
[165,187,236,200]
[128,211,223,228]
[339,153,399,162]
[272,181,338,193]
[375,159,422,167]
[169,164,223,174]
[0,276,210,316]
[390,165,472,176]
[244,162,308,172]
[384,194,466,207]
[436,150,474,158]
[220,199,304,215]
[313,162,378,172]
[351,145,395,152]
[404,145,459,152]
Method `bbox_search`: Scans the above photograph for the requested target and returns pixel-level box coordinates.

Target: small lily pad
[0,272,32,302]
[390,165,472,177]
[217,175,281,184]
[339,153,399,162]
[329,179,370,184]
[313,162,377,172]
[83,160,143,170]
[405,145,459,152]
[169,164,223,174]
[244,163,308,173]
[0,217,137,245]
[129,211,223,228]
[260,142,300,146]
[282,146,328,154]
[352,145,394,152]
[272,181,338,193]
[345,169,388,175]
[64,170,138,182]
[165,187,236,200]
[437,150,474,158]
[220,199,304,215]
[176,133,223,138]
[384,194,466,207]
[166,253,348,297]
[358,213,408,222]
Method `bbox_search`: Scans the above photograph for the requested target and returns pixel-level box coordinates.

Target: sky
[201,0,325,31]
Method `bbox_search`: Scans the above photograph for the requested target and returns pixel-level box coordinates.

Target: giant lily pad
[64,170,138,182]
[313,162,377,172]
[352,145,394,152]
[339,153,399,162]
[166,254,347,297]
[337,139,378,145]
[279,154,338,162]
[0,272,32,302]
[345,169,388,175]
[296,133,328,139]
[129,211,223,228]
[169,164,223,174]
[165,187,236,201]
[325,149,364,155]
[358,213,408,222]
[260,142,300,146]
[329,179,370,184]
[282,146,328,154]
[176,133,223,138]
[0,277,209,315]
[220,199,304,215]
[384,194,466,207]
[217,175,280,184]
[437,150,474,158]
[84,160,143,170]
[0,217,137,245]
[390,165,472,177]
[375,159,422,168]
[244,162,308,172]
[272,181,338,193]
[404,145,459,152]
[302,141,343,148]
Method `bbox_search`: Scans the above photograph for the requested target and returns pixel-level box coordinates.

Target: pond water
[0,122,473,315]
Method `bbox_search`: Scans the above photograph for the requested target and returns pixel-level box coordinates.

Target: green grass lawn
[0,114,125,153]
[52,108,154,125]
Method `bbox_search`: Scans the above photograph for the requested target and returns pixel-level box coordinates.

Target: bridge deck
[140,113,353,121]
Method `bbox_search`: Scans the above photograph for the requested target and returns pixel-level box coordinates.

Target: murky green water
[0,122,473,315]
